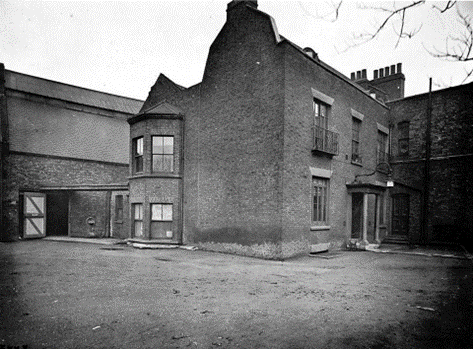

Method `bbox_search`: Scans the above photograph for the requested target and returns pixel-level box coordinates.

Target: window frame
[150,203,173,239]
[132,203,143,237]
[398,121,409,157]
[312,177,330,226]
[152,136,174,173]
[351,117,362,164]
[115,195,123,223]
[377,130,389,164]
[313,100,329,129]
[132,137,144,174]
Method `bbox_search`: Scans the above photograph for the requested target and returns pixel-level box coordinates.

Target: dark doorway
[392,194,409,236]
[46,192,69,236]
[351,193,363,239]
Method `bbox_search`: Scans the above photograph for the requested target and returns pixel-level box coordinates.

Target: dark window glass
[352,118,362,163]
[313,177,329,224]
[398,121,409,156]
[115,195,123,221]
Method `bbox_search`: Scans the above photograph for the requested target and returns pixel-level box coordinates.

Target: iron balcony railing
[312,126,339,156]
[377,150,390,164]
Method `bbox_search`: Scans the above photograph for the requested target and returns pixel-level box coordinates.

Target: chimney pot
[379,69,384,78]
[385,67,390,77]
[374,69,378,79]
[390,65,396,75]
[397,63,402,74]
[356,71,361,80]
[362,69,367,79]
[351,72,355,80]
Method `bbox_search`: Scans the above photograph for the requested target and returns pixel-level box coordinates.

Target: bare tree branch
[298,1,342,23]
[305,1,473,84]
[351,1,425,45]
[432,1,456,13]
[427,9,473,62]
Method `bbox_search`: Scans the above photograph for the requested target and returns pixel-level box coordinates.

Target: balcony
[351,153,362,165]
[377,150,390,164]
[377,150,390,173]
[312,126,339,156]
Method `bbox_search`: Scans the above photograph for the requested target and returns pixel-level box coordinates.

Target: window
[115,195,123,222]
[150,203,173,239]
[313,100,338,155]
[313,100,328,129]
[133,203,143,237]
[133,137,143,173]
[398,121,409,157]
[312,177,329,225]
[352,118,362,163]
[152,136,174,172]
[377,131,388,164]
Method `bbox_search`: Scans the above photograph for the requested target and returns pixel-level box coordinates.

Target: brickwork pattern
[282,43,390,256]
[389,83,473,245]
[3,153,128,240]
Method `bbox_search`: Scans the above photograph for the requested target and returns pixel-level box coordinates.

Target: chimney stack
[227,0,257,11]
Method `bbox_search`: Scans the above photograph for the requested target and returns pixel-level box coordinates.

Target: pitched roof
[141,101,183,115]
[245,5,388,109]
[5,70,143,114]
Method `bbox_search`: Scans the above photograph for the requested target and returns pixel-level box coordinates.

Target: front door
[392,194,409,236]
[351,193,363,239]
[110,191,129,239]
[23,192,46,239]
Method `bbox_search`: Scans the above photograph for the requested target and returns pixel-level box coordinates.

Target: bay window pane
[152,136,163,154]
[162,205,173,221]
[151,204,162,221]
[163,137,173,154]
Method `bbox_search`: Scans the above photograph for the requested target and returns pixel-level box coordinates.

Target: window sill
[310,225,331,231]
[129,173,181,180]
[351,160,363,167]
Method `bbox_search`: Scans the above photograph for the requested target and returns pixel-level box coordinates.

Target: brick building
[3,0,472,257]
[128,0,394,259]
[0,64,143,241]
[388,83,473,247]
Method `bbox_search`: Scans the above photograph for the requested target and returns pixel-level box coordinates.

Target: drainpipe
[421,78,432,245]
[0,64,9,241]
[179,114,185,245]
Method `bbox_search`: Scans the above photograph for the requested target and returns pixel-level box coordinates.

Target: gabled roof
[5,70,143,114]
[141,101,183,115]
[245,5,388,109]
[128,101,184,125]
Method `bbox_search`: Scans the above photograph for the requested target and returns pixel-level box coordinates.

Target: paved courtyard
[1,240,472,349]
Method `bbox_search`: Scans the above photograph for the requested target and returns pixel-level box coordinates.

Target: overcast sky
[1,1,472,101]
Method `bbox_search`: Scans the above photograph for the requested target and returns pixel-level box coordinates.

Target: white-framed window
[150,203,173,239]
[133,203,143,237]
[132,137,144,173]
[152,136,174,172]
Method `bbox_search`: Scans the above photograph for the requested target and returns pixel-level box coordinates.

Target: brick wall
[389,83,473,245]
[187,3,285,255]
[282,42,390,256]
[3,152,128,240]
[128,116,183,241]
